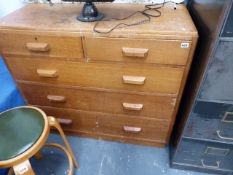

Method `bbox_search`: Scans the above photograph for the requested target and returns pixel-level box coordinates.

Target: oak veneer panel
[94,133,166,147]
[38,106,97,134]
[0,31,84,60]
[37,105,169,145]
[18,82,176,119]
[85,37,191,65]
[0,4,198,39]
[97,113,169,143]
[5,56,184,94]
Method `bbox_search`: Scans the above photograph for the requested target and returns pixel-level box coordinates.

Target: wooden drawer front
[97,114,169,143]
[174,139,233,171]
[184,101,233,143]
[38,106,169,145]
[38,106,97,133]
[0,32,83,60]
[18,83,176,119]
[6,56,184,94]
[85,37,191,65]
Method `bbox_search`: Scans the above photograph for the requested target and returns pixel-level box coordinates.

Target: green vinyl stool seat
[0,107,45,161]
[0,106,78,175]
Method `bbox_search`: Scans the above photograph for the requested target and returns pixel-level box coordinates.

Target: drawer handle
[57,118,73,125]
[221,112,233,123]
[205,146,230,156]
[123,126,142,133]
[26,42,50,52]
[122,103,143,111]
[201,159,220,169]
[216,130,233,141]
[123,76,146,85]
[47,95,66,103]
[37,69,58,78]
[171,98,177,107]
[122,47,149,58]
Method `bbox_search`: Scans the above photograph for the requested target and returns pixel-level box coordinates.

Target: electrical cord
[48,0,177,33]
[93,0,176,34]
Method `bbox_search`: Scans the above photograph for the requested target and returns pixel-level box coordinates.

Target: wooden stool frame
[0,106,78,175]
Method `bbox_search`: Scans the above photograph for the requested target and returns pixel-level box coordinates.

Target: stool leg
[13,160,35,175]
[44,143,74,175]
[34,151,43,160]
[7,168,14,175]
[48,116,79,169]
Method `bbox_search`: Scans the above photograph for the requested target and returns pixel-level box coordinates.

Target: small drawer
[174,139,233,171]
[6,56,184,94]
[84,37,191,65]
[18,83,176,119]
[184,101,233,143]
[97,114,169,143]
[37,106,97,134]
[0,31,84,60]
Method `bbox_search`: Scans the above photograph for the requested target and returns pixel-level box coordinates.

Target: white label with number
[18,165,29,174]
[181,42,190,49]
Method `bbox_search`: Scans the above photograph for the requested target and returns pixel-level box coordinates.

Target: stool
[0,106,78,175]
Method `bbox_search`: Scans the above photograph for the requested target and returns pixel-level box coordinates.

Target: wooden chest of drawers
[0,3,198,147]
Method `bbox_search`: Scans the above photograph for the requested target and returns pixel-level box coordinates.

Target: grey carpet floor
[29,134,211,175]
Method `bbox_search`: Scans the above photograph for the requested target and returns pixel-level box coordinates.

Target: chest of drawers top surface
[0,3,197,39]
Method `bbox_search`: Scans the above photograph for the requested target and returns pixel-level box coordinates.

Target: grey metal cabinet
[171,0,233,174]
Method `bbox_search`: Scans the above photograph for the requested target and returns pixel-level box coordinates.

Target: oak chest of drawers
[0,3,198,147]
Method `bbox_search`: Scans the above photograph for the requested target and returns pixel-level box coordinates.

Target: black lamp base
[77,2,104,22]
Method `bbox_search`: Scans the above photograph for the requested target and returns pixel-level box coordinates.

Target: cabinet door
[199,41,233,101]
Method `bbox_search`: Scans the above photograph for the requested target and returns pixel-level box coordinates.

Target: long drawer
[97,113,169,143]
[84,37,191,65]
[38,106,169,144]
[5,56,184,94]
[18,82,176,120]
[184,101,233,144]
[41,106,97,134]
[0,31,84,60]
[173,139,233,172]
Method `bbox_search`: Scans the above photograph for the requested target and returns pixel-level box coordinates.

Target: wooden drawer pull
[37,69,58,78]
[122,75,146,85]
[122,103,143,111]
[47,95,66,103]
[26,42,50,52]
[57,118,73,125]
[122,47,149,58]
[123,126,142,133]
